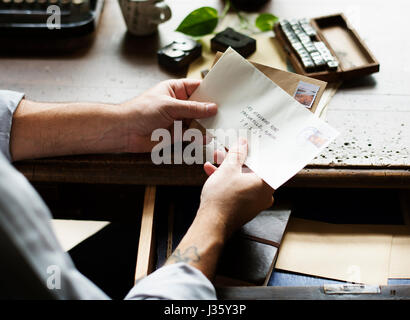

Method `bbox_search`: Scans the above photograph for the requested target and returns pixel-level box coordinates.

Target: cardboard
[276,218,410,285]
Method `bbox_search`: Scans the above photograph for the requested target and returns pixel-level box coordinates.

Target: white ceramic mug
[119,0,172,36]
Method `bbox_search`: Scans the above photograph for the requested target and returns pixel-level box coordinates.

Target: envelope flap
[213,51,327,113]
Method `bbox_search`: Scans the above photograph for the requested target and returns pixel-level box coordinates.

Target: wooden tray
[274,13,380,82]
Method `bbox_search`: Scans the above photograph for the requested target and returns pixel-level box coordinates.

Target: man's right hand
[198,138,274,239]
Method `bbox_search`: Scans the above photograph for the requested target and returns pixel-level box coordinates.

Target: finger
[270,195,275,207]
[262,180,275,194]
[169,79,201,99]
[220,138,248,170]
[213,149,226,164]
[166,98,217,120]
[203,161,218,176]
[250,175,274,194]
[181,79,202,96]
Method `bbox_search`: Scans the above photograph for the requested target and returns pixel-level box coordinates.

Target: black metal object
[157,38,202,71]
[211,27,256,58]
[231,0,270,12]
[0,0,104,37]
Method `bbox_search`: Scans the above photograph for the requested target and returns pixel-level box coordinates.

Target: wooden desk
[2,0,409,300]
[1,0,409,187]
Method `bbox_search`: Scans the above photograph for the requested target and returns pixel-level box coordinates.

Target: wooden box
[274,13,380,82]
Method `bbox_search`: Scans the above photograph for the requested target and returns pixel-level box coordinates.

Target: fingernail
[206,103,217,113]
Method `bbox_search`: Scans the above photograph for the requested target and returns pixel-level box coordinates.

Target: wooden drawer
[136,186,410,300]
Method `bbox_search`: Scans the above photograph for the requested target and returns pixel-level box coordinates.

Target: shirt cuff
[0,90,25,162]
[125,263,217,300]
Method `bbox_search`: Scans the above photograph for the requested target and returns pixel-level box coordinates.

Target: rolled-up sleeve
[125,263,217,300]
[0,90,24,162]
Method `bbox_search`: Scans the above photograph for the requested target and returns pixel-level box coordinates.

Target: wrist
[117,100,145,153]
[196,205,233,241]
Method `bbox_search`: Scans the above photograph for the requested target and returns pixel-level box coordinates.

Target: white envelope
[191,48,339,189]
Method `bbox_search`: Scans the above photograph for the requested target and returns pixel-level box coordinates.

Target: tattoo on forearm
[166,246,200,264]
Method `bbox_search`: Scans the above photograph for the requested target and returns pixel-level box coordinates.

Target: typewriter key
[172,38,197,51]
[211,28,256,58]
[299,18,309,25]
[157,38,202,70]
[327,60,339,70]
[292,42,303,50]
[162,47,185,58]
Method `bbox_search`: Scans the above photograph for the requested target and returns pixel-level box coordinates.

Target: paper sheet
[389,233,410,278]
[276,218,410,284]
[51,219,110,252]
[190,48,339,189]
[276,218,393,285]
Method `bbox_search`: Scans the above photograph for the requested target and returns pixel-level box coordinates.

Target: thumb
[167,98,217,119]
[220,138,248,170]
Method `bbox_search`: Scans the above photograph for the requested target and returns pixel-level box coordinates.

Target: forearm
[165,209,228,281]
[10,99,130,161]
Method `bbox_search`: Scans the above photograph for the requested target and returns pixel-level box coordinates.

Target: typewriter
[0,0,104,36]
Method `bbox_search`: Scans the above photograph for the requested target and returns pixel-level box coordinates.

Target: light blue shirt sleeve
[0,90,25,162]
[125,263,217,300]
[0,93,217,299]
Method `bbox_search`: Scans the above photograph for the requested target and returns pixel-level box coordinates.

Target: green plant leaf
[176,7,219,37]
[255,13,279,32]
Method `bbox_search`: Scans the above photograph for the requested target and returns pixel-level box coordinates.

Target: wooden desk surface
[1,0,409,187]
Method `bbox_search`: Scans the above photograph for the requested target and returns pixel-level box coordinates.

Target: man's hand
[10,79,216,161]
[199,138,274,238]
[121,79,217,153]
[165,139,274,280]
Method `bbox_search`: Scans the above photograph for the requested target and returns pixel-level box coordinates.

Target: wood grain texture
[134,185,156,280]
[1,0,409,184]
[13,153,410,188]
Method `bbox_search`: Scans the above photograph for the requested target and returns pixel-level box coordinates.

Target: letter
[239,305,246,314]
[225,305,232,314]
[164,307,170,315]
[173,120,183,164]
[208,305,217,316]
[47,5,61,30]
[46,265,61,290]
[151,128,172,164]
[191,307,198,318]
[183,128,203,164]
